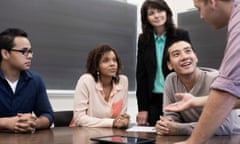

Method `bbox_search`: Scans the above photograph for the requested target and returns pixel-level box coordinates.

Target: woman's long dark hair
[140,0,176,42]
[86,44,122,83]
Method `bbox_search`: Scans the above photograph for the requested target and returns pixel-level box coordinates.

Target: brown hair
[86,44,122,83]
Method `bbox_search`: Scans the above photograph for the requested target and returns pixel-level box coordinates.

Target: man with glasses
[0,28,54,133]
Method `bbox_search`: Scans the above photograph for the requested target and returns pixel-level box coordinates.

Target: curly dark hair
[86,44,122,83]
[140,0,176,41]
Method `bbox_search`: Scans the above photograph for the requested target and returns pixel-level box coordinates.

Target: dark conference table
[0,127,240,144]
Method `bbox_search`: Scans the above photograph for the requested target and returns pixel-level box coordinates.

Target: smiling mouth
[153,20,161,23]
[181,61,192,68]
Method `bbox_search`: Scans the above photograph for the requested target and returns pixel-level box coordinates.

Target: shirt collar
[0,70,32,81]
[153,32,166,41]
[96,80,123,94]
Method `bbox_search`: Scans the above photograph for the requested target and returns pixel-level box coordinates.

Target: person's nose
[27,53,33,59]
[154,13,160,18]
[110,60,117,66]
[180,52,188,60]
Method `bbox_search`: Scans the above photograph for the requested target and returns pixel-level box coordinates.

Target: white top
[6,79,18,93]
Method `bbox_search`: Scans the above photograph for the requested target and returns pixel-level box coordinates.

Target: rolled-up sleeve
[211,1,240,98]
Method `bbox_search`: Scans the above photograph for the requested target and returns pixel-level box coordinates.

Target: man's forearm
[175,122,194,135]
[194,95,240,109]
[0,117,11,130]
[193,96,208,107]
[186,90,237,144]
[36,116,51,129]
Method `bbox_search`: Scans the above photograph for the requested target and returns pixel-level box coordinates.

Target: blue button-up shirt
[0,70,54,125]
[153,33,166,93]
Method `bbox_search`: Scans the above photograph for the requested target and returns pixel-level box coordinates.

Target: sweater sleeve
[173,114,239,136]
[163,74,184,122]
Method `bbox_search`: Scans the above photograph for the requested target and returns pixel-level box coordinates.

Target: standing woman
[73,44,129,128]
[136,0,191,126]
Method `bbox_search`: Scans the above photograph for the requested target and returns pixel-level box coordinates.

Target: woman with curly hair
[73,44,129,128]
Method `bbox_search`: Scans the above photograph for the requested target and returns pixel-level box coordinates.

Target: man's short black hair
[0,28,28,62]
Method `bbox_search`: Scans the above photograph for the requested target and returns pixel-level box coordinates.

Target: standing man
[0,28,54,133]
[174,0,240,143]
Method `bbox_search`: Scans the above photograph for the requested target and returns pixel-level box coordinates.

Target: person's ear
[167,61,173,71]
[209,0,217,8]
[1,49,10,60]
[194,52,199,64]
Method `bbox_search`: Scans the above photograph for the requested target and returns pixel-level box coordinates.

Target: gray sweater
[164,67,240,135]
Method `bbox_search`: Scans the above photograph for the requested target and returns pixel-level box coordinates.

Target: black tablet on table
[90,135,155,144]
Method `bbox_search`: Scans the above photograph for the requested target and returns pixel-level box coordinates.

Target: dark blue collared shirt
[0,70,54,126]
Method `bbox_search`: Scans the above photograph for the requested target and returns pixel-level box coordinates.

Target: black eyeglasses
[10,48,33,56]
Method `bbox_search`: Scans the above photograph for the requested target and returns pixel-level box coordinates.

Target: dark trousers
[148,93,163,126]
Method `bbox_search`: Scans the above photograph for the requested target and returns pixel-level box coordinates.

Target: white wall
[126,0,195,34]
[127,0,195,12]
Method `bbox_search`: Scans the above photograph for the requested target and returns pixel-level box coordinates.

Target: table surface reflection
[0,127,239,144]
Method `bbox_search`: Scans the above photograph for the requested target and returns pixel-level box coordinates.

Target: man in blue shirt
[0,28,54,133]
